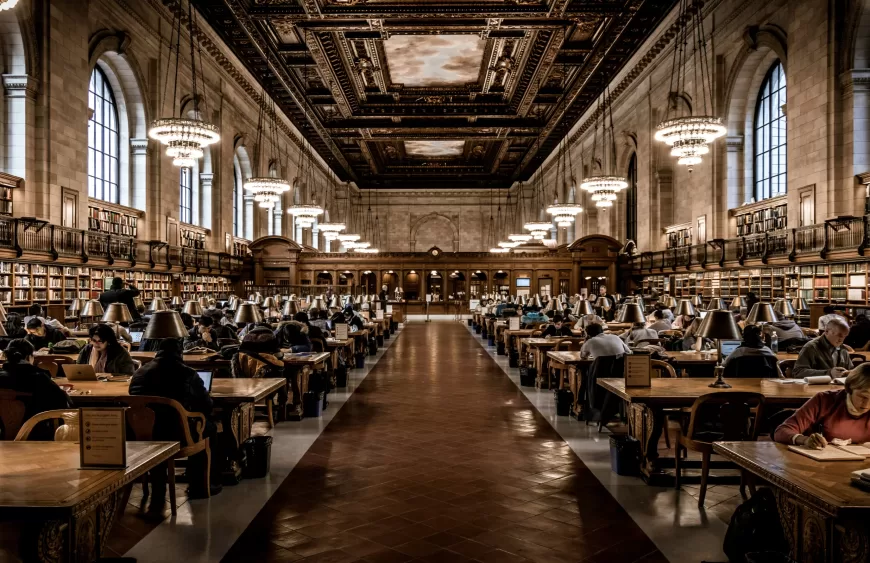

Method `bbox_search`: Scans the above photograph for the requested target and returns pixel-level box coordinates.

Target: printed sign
[624,354,651,387]
[509,317,520,331]
[79,408,127,468]
[376,310,384,320]
[386,305,393,314]
[334,323,348,340]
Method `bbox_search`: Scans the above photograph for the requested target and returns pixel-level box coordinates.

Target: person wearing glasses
[76,324,135,375]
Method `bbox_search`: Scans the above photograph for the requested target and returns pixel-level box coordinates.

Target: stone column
[312,221,320,251]
[653,169,673,250]
[723,136,743,237]
[199,174,214,248]
[3,74,38,218]
[841,69,870,217]
[130,139,149,212]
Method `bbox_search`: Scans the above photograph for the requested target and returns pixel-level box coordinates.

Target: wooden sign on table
[624,354,651,387]
[79,408,127,468]
[335,323,348,340]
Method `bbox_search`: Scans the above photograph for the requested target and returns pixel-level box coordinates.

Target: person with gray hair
[793,316,854,380]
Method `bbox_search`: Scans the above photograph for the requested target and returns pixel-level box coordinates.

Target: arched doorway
[338,271,354,290]
[470,271,487,297]
[449,271,466,299]
[404,271,420,300]
[360,271,377,295]
[316,271,333,286]
[493,271,509,297]
[382,270,398,295]
[426,270,443,300]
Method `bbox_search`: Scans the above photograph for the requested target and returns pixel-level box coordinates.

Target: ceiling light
[580,176,627,208]
[318,222,346,233]
[337,233,360,243]
[508,233,532,243]
[489,247,510,254]
[523,221,552,240]
[244,177,290,209]
[0,0,20,10]
[287,204,324,228]
[150,118,220,168]
[356,247,379,253]
[498,241,520,248]
[655,117,725,167]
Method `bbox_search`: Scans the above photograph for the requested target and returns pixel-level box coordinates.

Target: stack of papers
[774,376,845,385]
[788,444,870,461]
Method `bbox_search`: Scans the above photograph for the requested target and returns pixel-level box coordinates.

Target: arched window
[267,162,282,236]
[625,154,637,241]
[180,168,192,224]
[88,67,120,203]
[233,160,241,237]
[754,61,786,201]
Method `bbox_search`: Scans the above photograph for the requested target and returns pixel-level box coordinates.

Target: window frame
[87,66,121,204]
[625,154,638,242]
[179,167,193,225]
[233,162,241,237]
[753,60,787,202]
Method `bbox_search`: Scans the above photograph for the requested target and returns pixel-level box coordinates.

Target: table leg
[627,403,669,483]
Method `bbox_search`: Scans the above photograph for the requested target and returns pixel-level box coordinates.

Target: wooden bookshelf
[733,198,787,237]
[665,223,692,249]
[88,205,138,238]
[180,274,233,302]
[180,227,206,249]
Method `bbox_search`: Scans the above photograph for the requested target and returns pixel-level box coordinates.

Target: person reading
[580,323,631,359]
[24,317,66,350]
[774,363,870,448]
[76,324,135,375]
[541,315,573,337]
[793,317,853,380]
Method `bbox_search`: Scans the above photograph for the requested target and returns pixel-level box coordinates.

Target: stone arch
[410,212,459,252]
[722,25,787,208]
[0,7,35,184]
[847,0,870,69]
[233,143,254,240]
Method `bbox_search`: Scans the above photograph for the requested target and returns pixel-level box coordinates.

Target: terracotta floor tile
[221,324,658,563]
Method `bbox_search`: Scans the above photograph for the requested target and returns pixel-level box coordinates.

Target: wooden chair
[14,409,80,442]
[116,396,211,512]
[850,354,866,367]
[0,390,31,440]
[651,360,678,448]
[778,359,796,379]
[549,338,584,388]
[33,358,59,378]
[675,392,765,507]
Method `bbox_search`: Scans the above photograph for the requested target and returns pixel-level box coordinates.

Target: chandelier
[245,177,291,209]
[654,0,723,170]
[287,204,323,228]
[0,0,19,10]
[244,96,292,209]
[319,222,345,235]
[498,241,520,249]
[547,203,583,227]
[581,90,627,208]
[508,233,532,243]
[524,221,553,240]
[337,233,360,244]
[356,247,380,254]
[489,247,510,254]
[149,1,219,168]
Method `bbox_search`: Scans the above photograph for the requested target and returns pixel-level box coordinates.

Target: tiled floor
[223,322,666,563]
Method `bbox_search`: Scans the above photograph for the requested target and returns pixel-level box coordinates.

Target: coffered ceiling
[192,0,676,188]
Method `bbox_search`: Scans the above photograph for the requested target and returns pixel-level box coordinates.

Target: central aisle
[223,322,666,563]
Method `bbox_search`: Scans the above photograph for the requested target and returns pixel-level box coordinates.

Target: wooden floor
[222,322,666,563]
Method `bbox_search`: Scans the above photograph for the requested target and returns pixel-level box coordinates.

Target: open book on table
[788,443,870,461]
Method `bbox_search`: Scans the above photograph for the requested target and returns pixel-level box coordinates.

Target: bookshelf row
[88,206,138,238]
[0,262,232,308]
[734,201,788,236]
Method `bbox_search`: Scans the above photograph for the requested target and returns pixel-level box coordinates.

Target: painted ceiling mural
[192,0,677,188]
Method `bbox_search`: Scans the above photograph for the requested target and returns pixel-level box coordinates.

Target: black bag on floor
[335,365,348,387]
[242,436,273,479]
[509,353,519,368]
[554,388,573,416]
[368,337,377,355]
[519,367,536,387]
[496,341,506,355]
[723,488,789,563]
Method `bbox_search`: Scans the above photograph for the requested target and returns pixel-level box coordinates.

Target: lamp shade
[531,294,542,308]
[573,300,594,316]
[282,300,299,317]
[328,295,340,310]
[148,297,168,312]
[676,300,696,317]
[691,295,704,307]
[0,309,7,323]
[617,303,646,324]
[234,303,263,325]
[262,296,277,310]
[707,298,728,311]
[730,296,747,310]
[311,297,325,311]
[554,300,564,313]
[182,300,203,316]
[81,300,104,318]
[0,301,6,315]
[143,310,189,339]
[68,298,84,313]
[696,310,743,340]
[746,302,777,324]
[661,295,677,308]
[595,296,611,310]
[198,297,210,309]
[102,303,133,324]
[170,296,183,307]
[0,323,8,337]
[774,298,796,318]
[132,296,145,312]
[791,297,809,311]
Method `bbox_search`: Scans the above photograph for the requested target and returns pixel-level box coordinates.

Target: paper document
[788,444,867,461]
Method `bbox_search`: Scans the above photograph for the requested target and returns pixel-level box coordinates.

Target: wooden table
[326,337,354,374]
[55,377,286,484]
[0,441,179,562]
[661,350,870,367]
[36,350,227,370]
[596,377,839,485]
[524,338,584,389]
[713,441,870,563]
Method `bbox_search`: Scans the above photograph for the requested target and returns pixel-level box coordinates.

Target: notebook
[196,370,213,392]
[787,444,870,461]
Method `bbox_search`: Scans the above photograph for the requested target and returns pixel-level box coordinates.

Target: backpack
[723,488,789,562]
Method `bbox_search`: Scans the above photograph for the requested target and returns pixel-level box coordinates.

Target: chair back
[554,338,583,352]
[723,353,780,379]
[685,392,765,443]
[14,409,79,441]
[850,354,866,367]
[778,359,796,378]
[651,359,677,379]
[0,390,31,440]
[113,396,203,448]
[310,337,326,353]
[33,358,59,378]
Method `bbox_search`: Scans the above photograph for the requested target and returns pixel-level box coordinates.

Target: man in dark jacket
[99,277,141,321]
[129,339,220,499]
[24,318,66,350]
[541,315,574,338]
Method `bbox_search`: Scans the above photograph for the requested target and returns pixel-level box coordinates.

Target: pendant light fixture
[487,188,509,253]
[149,0,220,168]
[496,193,519,249]
[654,0,725,169]
[547,139,582,226]
[354,191,380,254]
[580,89,627,208]
[318,173,346,246]
[244,94,290,209]
[0,0,20,11]
[286,138,323,227]
[524,176,553,240]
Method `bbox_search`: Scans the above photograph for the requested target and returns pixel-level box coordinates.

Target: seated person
[846,314,870,350]
[574,312,607,331]
[340,305,365,331]
[723,324,781,377]
[0,339,73,438]
[294,311,325,342]
[764,313,805,343]
[818,305,848,332]
[275,321,312,353]
[793,317,853,380]
[672,313,695,330]
[311,309,332,332]
[76,324,135,375]
[774,363,870,448]
[541,315,573,338]
[5,313,27,339]
[23,303,67,332]
[580,323,632,359]
[520,308,546,327]
[646,309,673,332]
[24,317,66,350]
[621,322,659,346]
[128,338,219,498]
[681,317,708,351]
[659,305,675,323]
[232,330,285,378]
[184,315,219,351]
[209,310,238,341]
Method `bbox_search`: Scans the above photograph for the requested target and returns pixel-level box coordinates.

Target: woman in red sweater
[774,363,870,448]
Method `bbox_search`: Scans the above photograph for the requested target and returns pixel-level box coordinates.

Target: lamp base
[709,365,731,389]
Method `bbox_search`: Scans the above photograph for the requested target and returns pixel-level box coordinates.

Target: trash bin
[303,391,324,418]
[335,366,348,387]
[467,319,473,326]
[242,436,273,479]
[745,553,796,563]
[355,353,366,369]
[609,435,640,476]
[555,388,573,416]
[519,367,536,387]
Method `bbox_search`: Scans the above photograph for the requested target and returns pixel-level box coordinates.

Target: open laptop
[129,331,144,345]
[719,340,742,359]
[197,370,214,392]
[61,364,98,381]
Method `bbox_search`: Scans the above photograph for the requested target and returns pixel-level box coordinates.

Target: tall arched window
[88,67,120,203]
[180,168,192,224]
[233,158,242,237]
[754,61,786,201]
[625,154,637,242]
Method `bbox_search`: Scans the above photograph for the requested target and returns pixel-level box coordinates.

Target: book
[788,444,866,461]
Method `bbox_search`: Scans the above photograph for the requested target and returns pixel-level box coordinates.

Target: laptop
[129,331,144,345]
[719,340,742,359]
[61,364,98,381]
[699,311,708,319]
[197,370,213,392]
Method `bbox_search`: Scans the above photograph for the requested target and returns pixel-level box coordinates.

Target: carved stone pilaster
[2,74,38,100]
[130,138,150,156]
[840,69,870,98]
